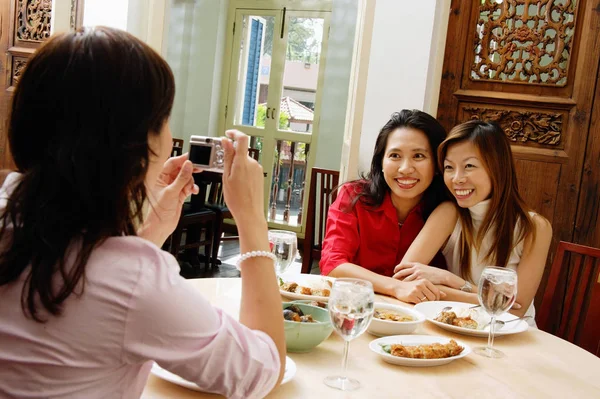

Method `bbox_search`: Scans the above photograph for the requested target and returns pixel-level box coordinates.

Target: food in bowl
[283,304,317,323]
[279,278,331,297]
[374,308,415,322]
[282,303,333,353]
[380,340,464,359]
[367,303,425,336]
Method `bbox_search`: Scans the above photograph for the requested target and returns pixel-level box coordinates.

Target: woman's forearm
[237,220,286,386]
[435,286,479,304]
[328,263,398,297]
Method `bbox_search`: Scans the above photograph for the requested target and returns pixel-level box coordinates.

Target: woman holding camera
[0,27,284,399]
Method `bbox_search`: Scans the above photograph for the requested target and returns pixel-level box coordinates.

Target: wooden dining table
[142,278,600,398]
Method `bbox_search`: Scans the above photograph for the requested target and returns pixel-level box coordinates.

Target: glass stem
[487,315,496,352]
[341,340,350,381]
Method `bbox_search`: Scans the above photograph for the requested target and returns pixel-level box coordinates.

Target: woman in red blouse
[320,110,448,303]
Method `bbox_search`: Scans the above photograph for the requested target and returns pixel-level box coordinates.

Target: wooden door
[220,2,331,234]
[437,0,600,306]
[0,0,84,169]
[0,0,52,169]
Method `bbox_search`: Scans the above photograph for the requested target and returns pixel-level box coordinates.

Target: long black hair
[0,27,175,322]
[351,109,447,218]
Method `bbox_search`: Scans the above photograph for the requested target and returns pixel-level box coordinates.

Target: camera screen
[189,145,212,166]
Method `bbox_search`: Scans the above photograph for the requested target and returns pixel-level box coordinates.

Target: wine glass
[324,278,374,391]
[268,230,298,276]
[475,266,518,358]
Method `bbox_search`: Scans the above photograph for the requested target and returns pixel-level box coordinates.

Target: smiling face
[381,127,436,210]
[443,140,492,208]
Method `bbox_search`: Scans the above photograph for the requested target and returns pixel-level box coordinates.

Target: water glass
[475,266,518,358]
[268,230,298,276]
[324,278,374,391]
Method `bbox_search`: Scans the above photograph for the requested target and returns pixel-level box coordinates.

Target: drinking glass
[324,278,374,391]
[475,266,518,358]
[268,230,298,276]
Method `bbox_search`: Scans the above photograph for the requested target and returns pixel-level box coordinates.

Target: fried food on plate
[387,339,464,359]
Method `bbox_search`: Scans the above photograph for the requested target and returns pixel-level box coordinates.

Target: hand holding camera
[188,135,225,172]
[220,130,267,233]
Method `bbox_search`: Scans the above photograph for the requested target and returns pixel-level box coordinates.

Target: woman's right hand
[392,279,445,304]
[221,130,266,230]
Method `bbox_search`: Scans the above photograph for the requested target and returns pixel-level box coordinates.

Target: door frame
[218,0,332,234]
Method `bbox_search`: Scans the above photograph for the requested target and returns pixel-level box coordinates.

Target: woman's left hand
[139,154,201,246]
[392,262,450,285]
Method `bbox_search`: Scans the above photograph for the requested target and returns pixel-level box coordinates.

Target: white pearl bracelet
[236,250,277,270]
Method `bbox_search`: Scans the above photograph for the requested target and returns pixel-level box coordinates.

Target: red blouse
[320,182,446,277]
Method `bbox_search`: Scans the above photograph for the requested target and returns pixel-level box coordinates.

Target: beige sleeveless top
[442,200,537,327]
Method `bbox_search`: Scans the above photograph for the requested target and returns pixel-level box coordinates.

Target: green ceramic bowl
[283,303,333,353]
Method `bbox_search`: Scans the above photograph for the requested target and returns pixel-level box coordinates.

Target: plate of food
[151,356,297,391]
[413,301,529,337]
[367,302,426,336]
[278,273,334,302]
[369,335,471,367]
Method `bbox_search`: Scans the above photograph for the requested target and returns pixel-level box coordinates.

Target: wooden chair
[537,241,600,356]
[172,138,184,156]
[301,168,339,274]
[165,203,217,273]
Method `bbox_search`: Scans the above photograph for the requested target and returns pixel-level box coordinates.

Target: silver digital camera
[188,135,224,172]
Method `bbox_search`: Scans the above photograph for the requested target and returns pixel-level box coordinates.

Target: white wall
[83,0,129,30]
[314,0,359,170]
[356,0,450,174]
[163,0,229,146]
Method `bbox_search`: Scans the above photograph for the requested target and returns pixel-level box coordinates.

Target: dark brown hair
[351,109,447,218]
[0,27,175,321]
[438,120,534,282]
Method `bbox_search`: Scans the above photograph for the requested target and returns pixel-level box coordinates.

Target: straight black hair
[0,27,175,321]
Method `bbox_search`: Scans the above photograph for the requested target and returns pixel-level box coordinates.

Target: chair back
[172,138,184,157]
[248,148,260,161]
[537,241,600,356]
[301,168,339,274]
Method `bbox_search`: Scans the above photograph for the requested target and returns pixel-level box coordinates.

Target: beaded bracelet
[236,250,277,270]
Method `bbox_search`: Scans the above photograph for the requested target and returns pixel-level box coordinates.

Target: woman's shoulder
[92,236,178,275]
[428,201,459,223]
[529,212,552,238]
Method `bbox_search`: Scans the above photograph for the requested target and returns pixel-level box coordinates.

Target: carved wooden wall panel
[11,57,28,86]
[16,0,52,43]
[460,105,564,147]
[471,0,578,86]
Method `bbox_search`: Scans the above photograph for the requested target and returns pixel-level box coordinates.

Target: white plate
[367,302,426,336]
[151,356,297,391]
[369,335,471,367]
[279,273,335,302]
[413,301,529,337]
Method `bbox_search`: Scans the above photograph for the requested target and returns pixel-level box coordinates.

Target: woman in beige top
[392,120,552,321]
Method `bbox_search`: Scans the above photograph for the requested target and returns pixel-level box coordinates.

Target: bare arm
[401,201,458,265]
[329,263,444,303]
[508,214,552,317]
[393,202,465,288]
[221,131,286,388]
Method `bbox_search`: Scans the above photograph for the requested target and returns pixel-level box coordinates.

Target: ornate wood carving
[463,106,562,145]
[471,0,578,86]
[12,59,28,86]
[16,0,52,42]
